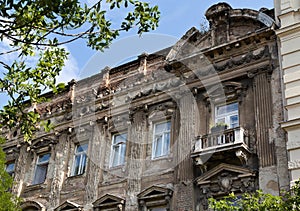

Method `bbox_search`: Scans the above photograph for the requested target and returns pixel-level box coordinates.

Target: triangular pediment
[93,194,125,207]
[137,185,173,200]
[196,163,255,184]
[54,201,81,211]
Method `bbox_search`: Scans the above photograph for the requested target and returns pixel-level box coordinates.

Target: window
[32,153,50,185]
[5,162,15,177]
[215,102,239,128]
[152,121,171,159]
[71,143,88,176]
[110,133,127,167]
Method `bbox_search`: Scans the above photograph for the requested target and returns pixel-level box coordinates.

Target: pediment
[30,137,57,150]
[54,200,81,211]
[21,201,45,210]
[196,163,255,185]
[93,194,125,207]
[137,185,173,200]
[165,26,213,66]
[203,81,245,103]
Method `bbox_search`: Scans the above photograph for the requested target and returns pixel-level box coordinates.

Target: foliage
[209,180,300,211]
[0,0,160,141]
[0,137,21,211]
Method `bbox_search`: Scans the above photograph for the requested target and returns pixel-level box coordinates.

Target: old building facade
[3,3,290,211]
[275,0,300,186]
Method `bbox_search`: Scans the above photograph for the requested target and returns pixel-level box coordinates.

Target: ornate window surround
[138,185,173,211]
[93,194,125,211]
[54,200,82,211]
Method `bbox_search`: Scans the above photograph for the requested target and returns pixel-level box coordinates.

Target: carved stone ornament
[203,81,246,105]
[195,163,256,210]
[218,173,233,193]
[137,185,173,211]
[93,194,125,211]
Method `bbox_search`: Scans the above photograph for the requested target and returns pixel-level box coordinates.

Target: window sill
[151,155,172,162]
[24,183,47,192]
[67,173,86,179]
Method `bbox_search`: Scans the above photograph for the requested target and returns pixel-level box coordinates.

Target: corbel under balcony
[191,127,251,170]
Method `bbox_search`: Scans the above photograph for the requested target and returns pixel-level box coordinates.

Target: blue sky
[0,0,273,108]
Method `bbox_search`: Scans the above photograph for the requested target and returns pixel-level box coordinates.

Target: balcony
[191,127,251,167]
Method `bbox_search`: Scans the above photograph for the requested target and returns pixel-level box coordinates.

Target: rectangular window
[110,133,127,167]
[152,121,171,159]
[71,143,88,176]
[32,153,50,185]
[5,162,15,177]
[215,102,239,128]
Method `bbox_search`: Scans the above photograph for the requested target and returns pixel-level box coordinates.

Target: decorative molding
[213,46,270,72]
[138,185,173,211]
[203,81,247,105]
[235,149,249,165]
[196,163,256,210]
[288,159,300,170]
[54,200,82,211]
[93,194,125,211]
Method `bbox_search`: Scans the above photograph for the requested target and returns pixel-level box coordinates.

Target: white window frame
[71,143,88,176]
[110,133,127,167]
[152,121,171,159]
[215,102,239,129]
[32,153,50,185]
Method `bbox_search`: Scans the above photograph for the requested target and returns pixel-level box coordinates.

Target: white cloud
[56,45,79,84]
[0,38,18,66]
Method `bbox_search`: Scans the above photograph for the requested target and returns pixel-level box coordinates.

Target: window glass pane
[120,144,126,164]
[154,135,163,157]
[230,115,239,128]
[227,102,238,113]
[155,122,171,133]
[33,164,48,185]
[76,143,88,153]
[163,133,170,154]
[38,153,50,163]
[73,154,81,175]
[217,105,226,115]
[114,133,127,144]
[112,145,120,166]
[6,163,15,175]
[81,154,87,174]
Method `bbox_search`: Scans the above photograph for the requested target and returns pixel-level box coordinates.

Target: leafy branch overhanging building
[2,3,292,211]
